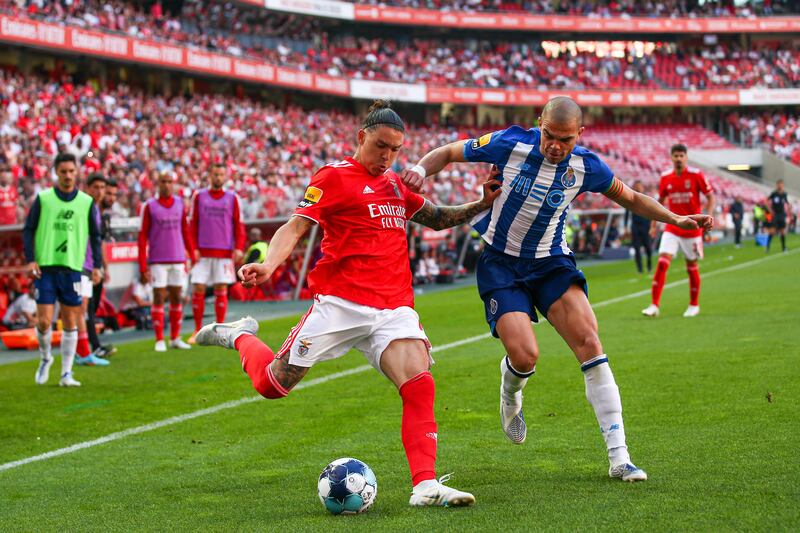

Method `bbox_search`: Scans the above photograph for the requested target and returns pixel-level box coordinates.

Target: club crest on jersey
[546,190,565,208]
[390,180,402,199]
[297,339,312,356]
[560,167,577,188]
[685,179,691,189]
[298,186,323,208]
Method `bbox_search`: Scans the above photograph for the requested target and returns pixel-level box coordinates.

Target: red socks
[399,371,438,486]
[169,305,183,341]
[192,292,205,332]
[152,305,165,341]
[235,334,286,399]
[77,330,91,357]
[688,263,701,306]
[651,255,671,307]
[214,288,228,323]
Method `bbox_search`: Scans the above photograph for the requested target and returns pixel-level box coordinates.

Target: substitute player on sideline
[138,172,195,352]
[25,153,103,387]
[73,173,110,366]
[196,100,500,507]
[401,97,713,482]
[642,144,715,318]
[188,163,245,343]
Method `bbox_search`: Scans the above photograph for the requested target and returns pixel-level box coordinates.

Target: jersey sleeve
[293,167,342,224]
[404,187,425,218]
[463,128,509,164]
[582,153,615,194]
[695,171,713,195]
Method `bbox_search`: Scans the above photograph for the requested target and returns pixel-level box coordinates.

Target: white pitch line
[1,249,795,473]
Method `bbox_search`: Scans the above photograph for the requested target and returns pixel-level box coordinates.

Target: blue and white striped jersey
[464,126,614,259]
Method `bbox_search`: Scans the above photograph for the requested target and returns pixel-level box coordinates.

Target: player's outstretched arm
[238,215,314,288]
[606,177,714,233]
[400,141,466,193]
[411,176,501,231]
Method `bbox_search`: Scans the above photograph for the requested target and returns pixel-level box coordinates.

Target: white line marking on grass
[2,249,795,473]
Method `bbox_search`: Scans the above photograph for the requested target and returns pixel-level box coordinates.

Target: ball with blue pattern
[317,458,377,515]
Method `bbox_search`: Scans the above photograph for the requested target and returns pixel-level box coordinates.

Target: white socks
[60,328,78,376]
[37,326,52,361]
[581,354,630,466]
[501,355,535,405]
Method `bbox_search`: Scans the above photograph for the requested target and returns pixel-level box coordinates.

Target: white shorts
[658,232,704,261]
[190,257,235,285]
[80,274,93,299]
[276,294,432,375]
[150,263,188,289]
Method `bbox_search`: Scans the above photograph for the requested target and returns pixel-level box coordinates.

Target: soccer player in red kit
[187,163,246,343]
[196,100,500,507]
[643,144,714,318]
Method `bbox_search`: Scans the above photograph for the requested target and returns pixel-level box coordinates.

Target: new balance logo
[362,185,374,194]
[55,240,67,253]
[56,209,75,220]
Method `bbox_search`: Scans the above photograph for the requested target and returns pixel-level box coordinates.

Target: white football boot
[683,305,700,318]
[641,304,660,317]
[35,357,54,385]
[409,474,475,507]
[58,372,81,387]
[169,338,192,350]
[609,462,648,482]
[500,358,527,444]
[154,340,167,352]
[195,316,259,350]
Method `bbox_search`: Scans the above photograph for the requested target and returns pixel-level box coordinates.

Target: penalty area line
[1,249,794,473]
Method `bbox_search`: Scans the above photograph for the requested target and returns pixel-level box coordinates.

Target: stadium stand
[1,1,798,90]
[727,111,800,164]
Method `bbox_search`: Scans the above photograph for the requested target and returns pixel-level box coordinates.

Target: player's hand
[400,167,426,193]
[140,270,151,284]
[103,267,110,283]
[91,268,103,285]
[674,214,714,232]
[649,226,658,239]
[233,249,244,263]
[238,263,272,288]
[478,167,502,209]
[26,261,41,279]
[193,250,200,262]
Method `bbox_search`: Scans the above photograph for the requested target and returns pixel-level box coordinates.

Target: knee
[575,331,603,359]
[507,343,538,372]
[36,318,50,333]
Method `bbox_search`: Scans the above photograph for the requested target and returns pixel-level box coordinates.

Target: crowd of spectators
[728,111,800,164]
[0,70,489,227]
[1,1,798,90]
[350,0,797,17]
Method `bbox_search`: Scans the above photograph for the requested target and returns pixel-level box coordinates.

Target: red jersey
[294,157,425,310]
[658,167,712,238]
[0,185,18,226]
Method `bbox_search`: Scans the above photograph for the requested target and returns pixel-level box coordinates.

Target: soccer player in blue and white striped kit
[402,97,714,482]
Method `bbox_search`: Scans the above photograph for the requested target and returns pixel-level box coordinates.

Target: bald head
[542,97,582,127]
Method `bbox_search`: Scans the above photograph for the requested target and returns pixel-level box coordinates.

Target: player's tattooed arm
[411,171,502,230]
[269,357,309,390]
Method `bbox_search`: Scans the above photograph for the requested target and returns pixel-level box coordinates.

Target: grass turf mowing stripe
[1,248,795,473]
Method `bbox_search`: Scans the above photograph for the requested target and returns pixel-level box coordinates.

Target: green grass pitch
[1,239,798,532]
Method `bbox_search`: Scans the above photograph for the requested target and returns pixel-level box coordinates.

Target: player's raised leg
[380,339,474,507]
[195,316,306,398]
[548,285,647,482]
[495,312,538,445]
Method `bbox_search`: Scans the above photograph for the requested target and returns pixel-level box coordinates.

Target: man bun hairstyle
[671,144,688,154]
[362,99,405,133]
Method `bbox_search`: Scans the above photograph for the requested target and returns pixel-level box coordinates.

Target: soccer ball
[317,457,377,515]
